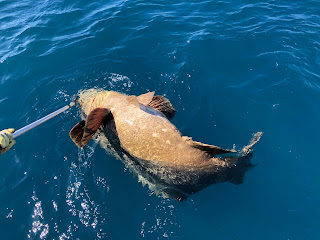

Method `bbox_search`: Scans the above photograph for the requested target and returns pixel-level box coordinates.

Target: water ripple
[1,0,320,239]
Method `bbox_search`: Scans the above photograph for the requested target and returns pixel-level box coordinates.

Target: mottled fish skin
[75,89,261,200]
[78,90,224,167]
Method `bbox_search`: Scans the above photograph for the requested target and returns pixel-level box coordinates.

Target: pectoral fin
[70,120,86,147]
[183,136,237,157]
[81,108,111,147]
[69,108,111,148]
[148,95,176,119]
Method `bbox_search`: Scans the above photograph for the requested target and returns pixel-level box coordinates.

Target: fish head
[77,89,111,116]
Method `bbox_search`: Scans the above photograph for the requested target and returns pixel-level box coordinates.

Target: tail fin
[241,132,263,155]
[226,153,255,185]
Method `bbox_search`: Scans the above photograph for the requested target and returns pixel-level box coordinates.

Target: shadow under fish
[70,89,262,201]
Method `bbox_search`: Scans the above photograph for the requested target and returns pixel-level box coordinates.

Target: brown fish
[70,89,262,201]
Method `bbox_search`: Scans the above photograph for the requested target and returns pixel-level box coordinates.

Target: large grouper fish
[70,89,262,201]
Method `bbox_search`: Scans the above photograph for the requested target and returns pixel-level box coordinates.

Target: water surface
[0,0,320,239]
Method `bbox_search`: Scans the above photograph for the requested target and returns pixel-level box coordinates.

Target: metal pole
[12,101,76,139]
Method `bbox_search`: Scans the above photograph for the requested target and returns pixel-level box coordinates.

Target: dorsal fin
[81,108,111,147]
[183,136,237,157]
[127,96,140,107]
[137,92,155,105]
[69,120,86,148]
[148,95,176,119]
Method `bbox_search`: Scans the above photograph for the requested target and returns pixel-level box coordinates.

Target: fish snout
[77,89,98,112]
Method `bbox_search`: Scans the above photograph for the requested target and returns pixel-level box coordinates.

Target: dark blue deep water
[1,0,320,239]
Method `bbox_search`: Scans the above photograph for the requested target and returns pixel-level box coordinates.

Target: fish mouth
[77,88,103,110]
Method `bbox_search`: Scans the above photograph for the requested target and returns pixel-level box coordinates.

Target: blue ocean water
[1,0,320,239]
